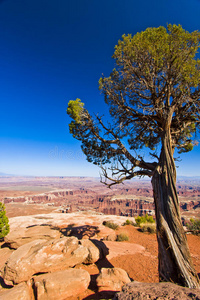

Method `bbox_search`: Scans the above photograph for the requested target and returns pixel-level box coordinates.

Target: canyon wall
[2,187,200,218]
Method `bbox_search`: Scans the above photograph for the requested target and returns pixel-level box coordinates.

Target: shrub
[186,219,200,235]
[135,216,146,226]
[135,214,155,226]
[103,221,119,230]
[146,215,155,224]
[122,219,134,226]
[116,233,129,241]
[0,202,9,239]
[140,223,156,234]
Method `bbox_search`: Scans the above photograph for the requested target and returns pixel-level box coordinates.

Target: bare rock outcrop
[2,237,89,284]
[4,225,62,249]
[114,281,200,299]
[98,225,117,241]
[80,239,109,264]
[0,248,14,271]
[97,267,131,292]
[0,282,32,300]
[33,269,90,300]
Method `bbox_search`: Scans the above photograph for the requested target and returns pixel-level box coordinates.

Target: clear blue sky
[1,0,200,177]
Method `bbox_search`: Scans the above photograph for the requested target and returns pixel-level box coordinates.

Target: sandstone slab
[8,213,135,232]
[0,248,14,271]
[97,267,131,292]
[104,241,145,260]
[4,225,62,249]
[98,225,117,241]
[80,239,109,264]
[0,282,31,300]
[2,236,89,284]
[33,269,90,300]
[114,281,200,299]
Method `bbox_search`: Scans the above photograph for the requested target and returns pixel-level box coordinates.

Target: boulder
[97,268,131,292]
[4,225,62,249]
[103,232,117,241]
[33,269,90,300]
[98,225,117,241]
[80,239,109,263]
[0,248,14,271]
[0,282,31,300]
[2,237,89,284]
[114,282,200,300]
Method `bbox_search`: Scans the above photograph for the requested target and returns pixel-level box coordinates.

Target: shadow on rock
[61,225,100,239]
[83,290,116,300]
[95,257,114,271]
[0,276,13,289]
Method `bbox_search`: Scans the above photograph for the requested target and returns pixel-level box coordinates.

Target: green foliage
[67,98,84,123]
[103,220,119,230]
[135,216,146,226]
[135,214,156,234]
[67,99,85,137]
[99,24,200,154]
[177,121,197,153]
[0,203,9,239]
[186,219,200,235]
[116,232,129,241]
[113,24,200,88]
[122,219,134,226]
[67,24,200,184]
[135,214,155,226]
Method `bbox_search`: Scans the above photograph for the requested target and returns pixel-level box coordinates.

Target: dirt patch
[104,241,145,260]
[4,203,57,218]
[66,226,200,299]
[108,226,159,284]
[0,189,48,198]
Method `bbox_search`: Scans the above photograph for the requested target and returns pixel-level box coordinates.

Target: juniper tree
[67,24,200,288]
[0,202,9,239]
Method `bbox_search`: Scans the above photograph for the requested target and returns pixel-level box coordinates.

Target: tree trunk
[151,130,200,288]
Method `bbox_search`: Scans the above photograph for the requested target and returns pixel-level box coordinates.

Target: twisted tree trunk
[151,130,200,288]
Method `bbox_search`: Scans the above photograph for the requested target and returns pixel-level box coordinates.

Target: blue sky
[0,0,200,177]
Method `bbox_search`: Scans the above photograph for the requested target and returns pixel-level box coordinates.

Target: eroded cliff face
[2,185,200,219]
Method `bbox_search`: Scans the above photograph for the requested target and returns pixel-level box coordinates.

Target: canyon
[1,176,200,222]
[0,176,200,299]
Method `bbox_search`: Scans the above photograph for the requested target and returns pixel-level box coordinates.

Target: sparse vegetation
[103,221,119,230]
[116,232,129,241]
[122,219,135,226]
[0,202,9,239]
[140,223,156,234]
[134,214,156,234]
[186,219,200,235]
[135,214,155,227]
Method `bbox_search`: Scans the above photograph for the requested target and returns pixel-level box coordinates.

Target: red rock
[97,268,131,292]
[2,237,89,284]
[0,248,14,271]
[0,283,32,300]
[114,282,200,299]
[80,239,109,263]
[33,269,90,300]
[4,225,62,249]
